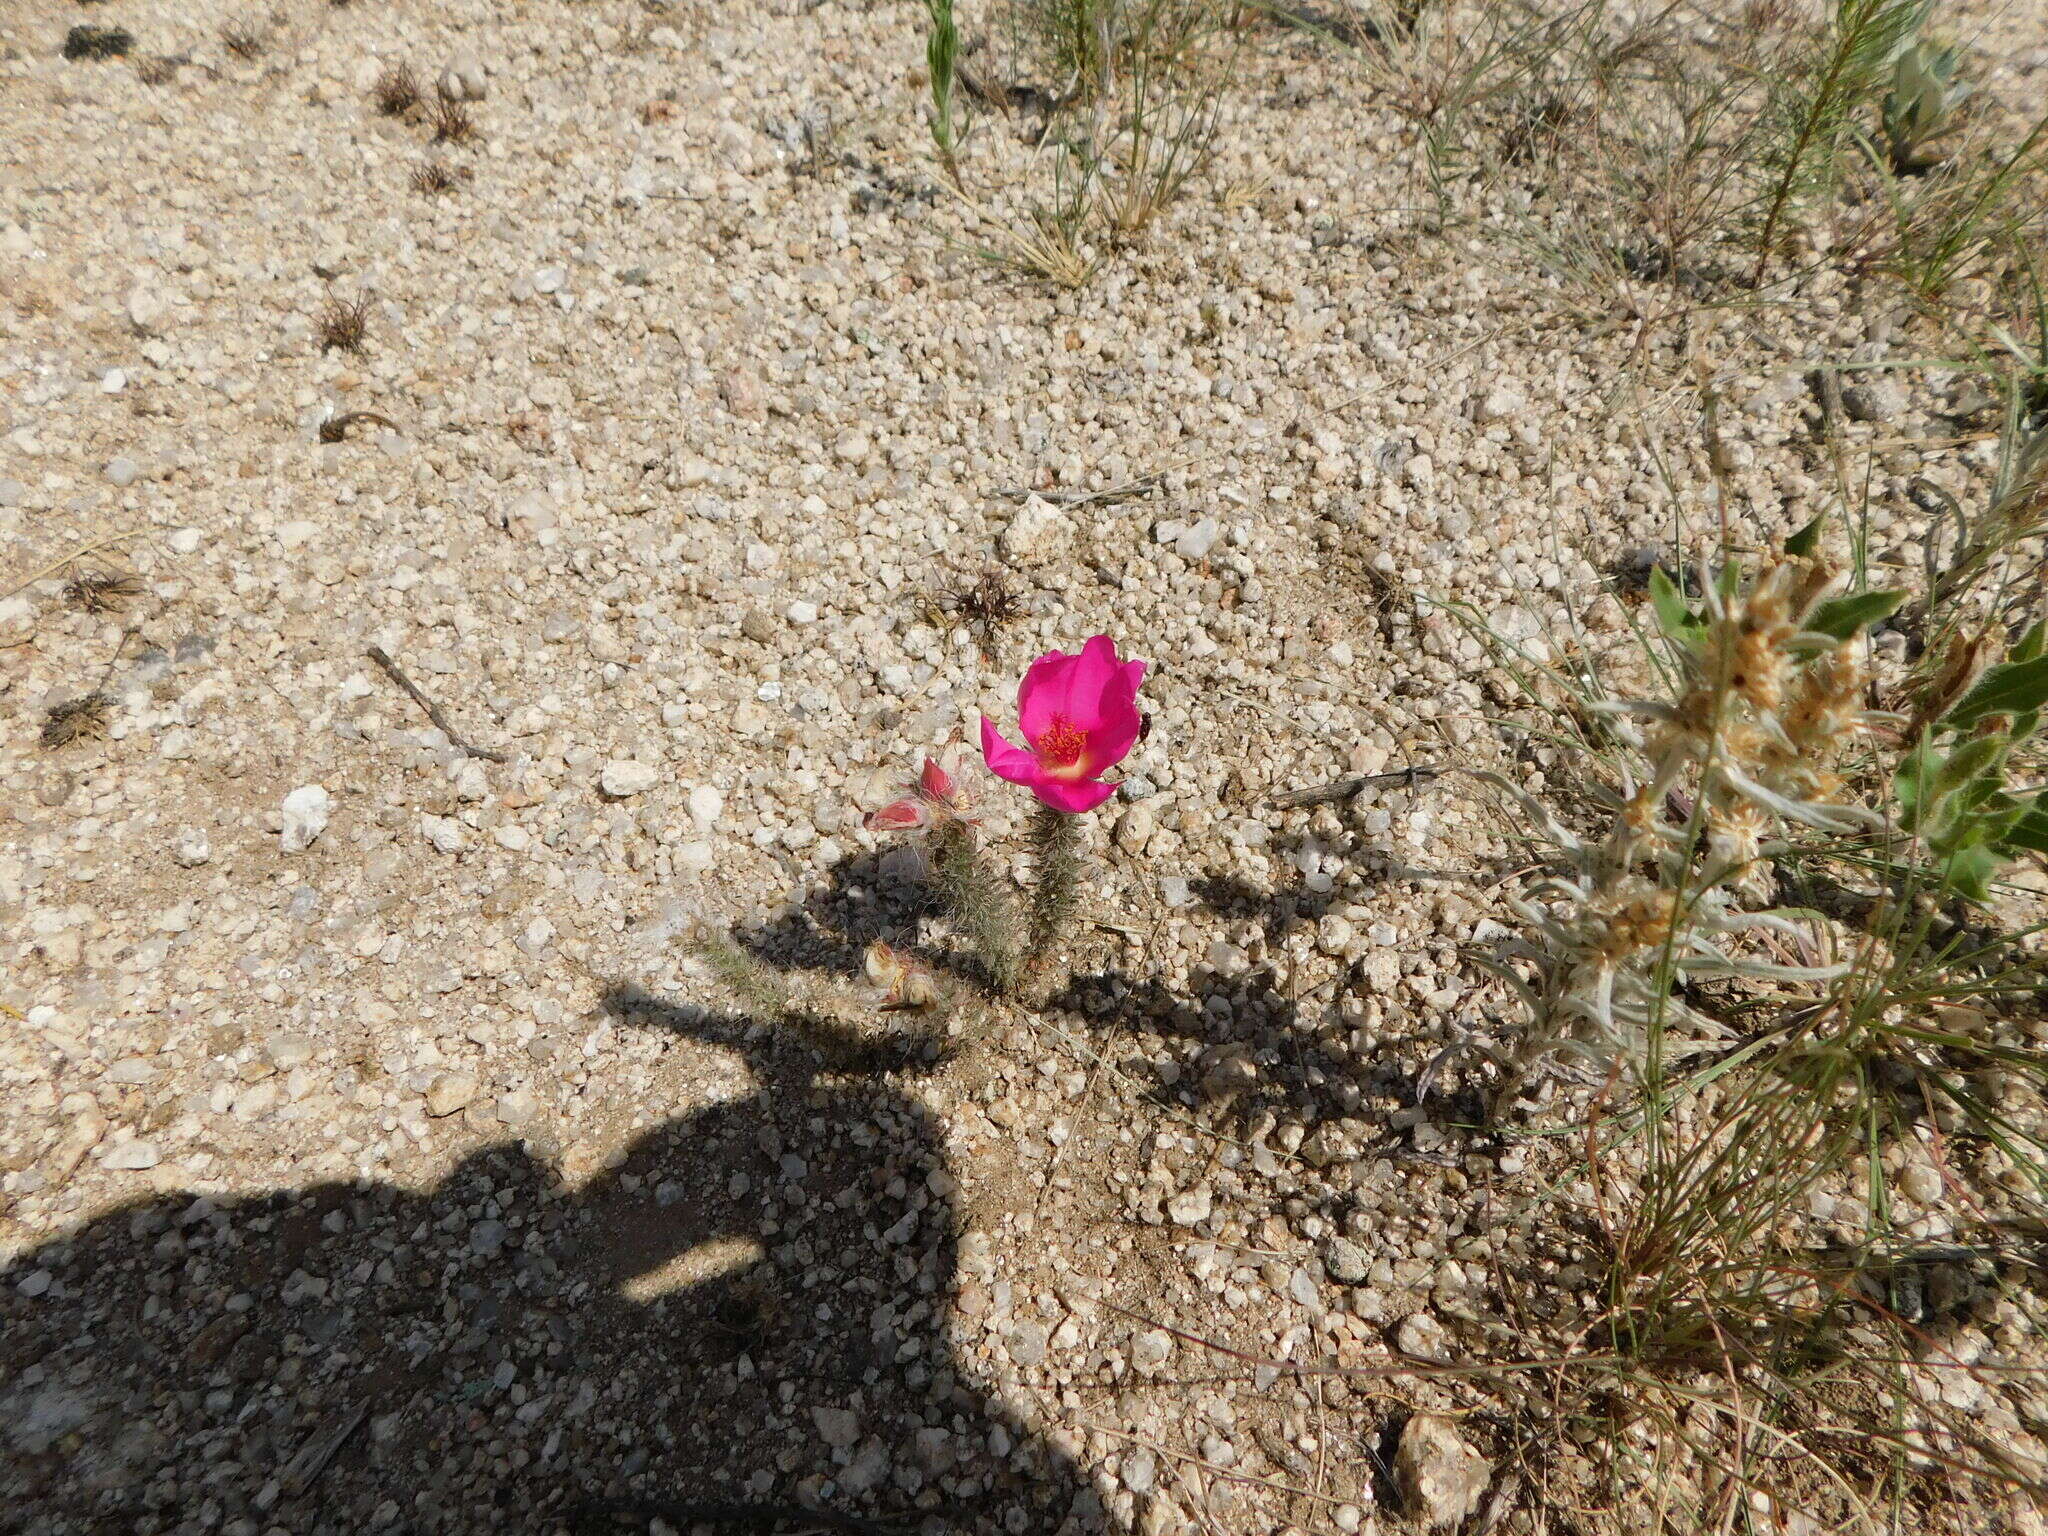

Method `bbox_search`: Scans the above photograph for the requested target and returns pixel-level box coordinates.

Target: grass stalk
[1750,0,1929,287]
[925,0,966,190]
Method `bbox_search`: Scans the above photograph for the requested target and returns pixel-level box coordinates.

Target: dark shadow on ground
[0,989,1105,1536]
[730,849,999,994]
[1042,865,1497,1138]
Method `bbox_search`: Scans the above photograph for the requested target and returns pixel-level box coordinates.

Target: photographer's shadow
[1,988,1105,1535]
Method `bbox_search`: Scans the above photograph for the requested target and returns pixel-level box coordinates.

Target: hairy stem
[1024,804,1083,988]
[694,928,794,1021]
[931,822,1022,995]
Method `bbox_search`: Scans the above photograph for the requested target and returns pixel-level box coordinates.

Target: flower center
[1035,714,1089,771]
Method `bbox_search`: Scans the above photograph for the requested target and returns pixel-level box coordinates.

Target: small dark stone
[1841,376,1908,423]
[1323,1235,1371,1284]
[64,25,133,60]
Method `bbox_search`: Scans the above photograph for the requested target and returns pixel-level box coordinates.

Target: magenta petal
[864,798,929,832]
[979,715,1041,786]
[1031,776,1120,814]
[1062,636,1125,732]
[1082,675,1143,776]
[1015,649,1076,742]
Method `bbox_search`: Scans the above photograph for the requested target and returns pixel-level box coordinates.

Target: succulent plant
[1883,38,1969,173]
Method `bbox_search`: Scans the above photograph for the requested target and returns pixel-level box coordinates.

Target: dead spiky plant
[40,694,113,750]
[930,568,1024,650]
[315,294,370,353]
[63,569,145,614]
[410,160,467,195]
[318,409,400,443]
[429,95,475,145]
[373,63,421,117]
[220,21,266,60]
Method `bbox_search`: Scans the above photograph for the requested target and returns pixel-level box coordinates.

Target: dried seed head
[1706,800,1774,902]
[1910,629,1991,735]
[40,693,113,750]
[1717,563,1802,713]
[1580,877,1682,969]
[1730,624,1791,714]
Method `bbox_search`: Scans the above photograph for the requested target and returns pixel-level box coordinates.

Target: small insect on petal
[863,798,930,833]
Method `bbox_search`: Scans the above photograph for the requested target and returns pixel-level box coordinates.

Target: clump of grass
[1483,552,1890,1101]
[410,160,468,195]
[134,55,179,86]
[63,26,133,60]
[372,63,421,117]
[40,694,113,750]
[220,21,267,60]
[695,927,796,1020]
[1868,108,2048,304]
[967,190,1104,288]
[63,569,145,615]
[315,294,370,354]
[429,95,475,145]
[1749,0,1930,284]
[1462,417,2048,1522]
[1915,412,2048,627]
[929,0,1238,286]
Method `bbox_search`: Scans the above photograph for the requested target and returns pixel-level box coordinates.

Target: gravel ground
[6,2,2048,1533]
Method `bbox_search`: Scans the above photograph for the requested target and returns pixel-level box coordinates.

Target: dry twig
[366,646,507,762]
[1269,764,1445,808]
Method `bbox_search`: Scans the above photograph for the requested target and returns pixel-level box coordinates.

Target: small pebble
[600,760,659,798]
[279,786,332,853]
[425,1071,478,1117]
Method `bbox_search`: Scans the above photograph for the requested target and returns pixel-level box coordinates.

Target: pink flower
[863,756,973,833]
[980,635,1147,814]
